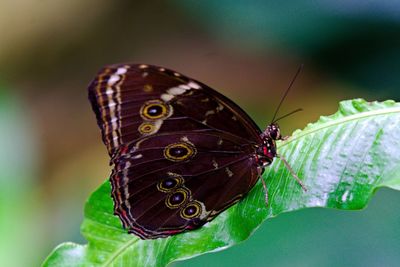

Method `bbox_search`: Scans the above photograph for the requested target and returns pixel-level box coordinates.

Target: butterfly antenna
[273,108,303,123]
[271,64,304,123]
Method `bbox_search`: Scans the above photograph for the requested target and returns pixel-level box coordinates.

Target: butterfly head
[255,123,281,167]
[265,123,281,141]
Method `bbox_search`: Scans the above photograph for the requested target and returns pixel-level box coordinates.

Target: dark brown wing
[88,64,262,156]
[88,64,263,239]
[111,131,261,239]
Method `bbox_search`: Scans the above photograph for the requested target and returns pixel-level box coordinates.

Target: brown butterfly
[88,64,306,239]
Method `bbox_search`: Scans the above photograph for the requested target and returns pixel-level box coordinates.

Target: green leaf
[43,99,400,267]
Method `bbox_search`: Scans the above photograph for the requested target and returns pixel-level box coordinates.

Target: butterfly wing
[111,131,261,239]
[88,64,263,239]
[88,64,262,156]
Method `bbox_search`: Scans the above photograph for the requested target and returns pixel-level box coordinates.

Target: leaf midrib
[280,106,400,148]
[101,237,140,267]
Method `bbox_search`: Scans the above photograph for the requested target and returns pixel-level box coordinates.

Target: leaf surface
[43,99,400,267]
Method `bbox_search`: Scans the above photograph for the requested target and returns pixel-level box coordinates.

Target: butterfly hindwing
[88,64,264,238]
[111,131,260,238]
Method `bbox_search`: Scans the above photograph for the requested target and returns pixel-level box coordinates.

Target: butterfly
[88,63,306,239]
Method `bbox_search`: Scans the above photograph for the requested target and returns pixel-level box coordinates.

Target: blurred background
[1,1,400,266]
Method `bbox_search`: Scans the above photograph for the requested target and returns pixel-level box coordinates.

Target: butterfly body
[89,64,281,239]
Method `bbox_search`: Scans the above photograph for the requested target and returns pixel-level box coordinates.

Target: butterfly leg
[261,177,269,207]
[280,135,290,141]
[277,154,307,192]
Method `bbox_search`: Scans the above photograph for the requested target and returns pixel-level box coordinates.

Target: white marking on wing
[108,75,120,86]
[167,87,187,95]
[225,167,234,177]
[188,81,201,89]
[132,154,143,159]
[205,110,215,116]
[179,84,191,90]
[123,161,131,197]
[109,117,118,123]
[212,159,219,169]
[116,67,128,75]
[198,201,209,220]
[161,93,174,102]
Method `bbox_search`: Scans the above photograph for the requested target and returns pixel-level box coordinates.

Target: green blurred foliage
[0,85,45,267]
[178,1,400,95]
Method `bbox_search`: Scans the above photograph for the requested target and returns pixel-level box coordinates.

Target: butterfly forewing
[88,64,264,239]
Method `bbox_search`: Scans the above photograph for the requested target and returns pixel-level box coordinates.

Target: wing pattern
[88,64,263,238]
